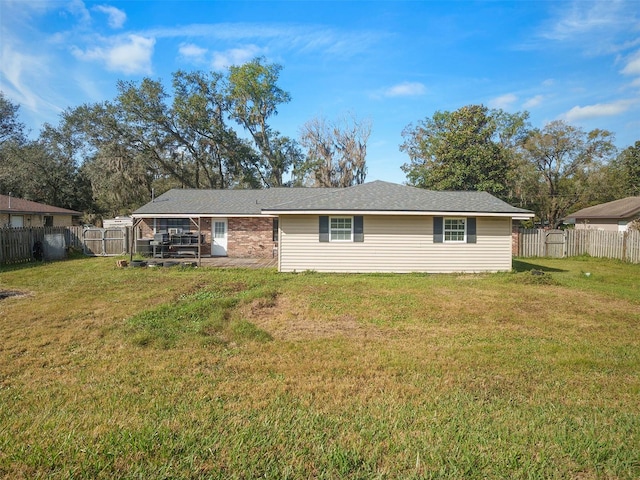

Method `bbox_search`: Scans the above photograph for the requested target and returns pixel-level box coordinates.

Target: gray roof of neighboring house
[0,195,82,215]
[133,180,533,216]
[566,196,640,219]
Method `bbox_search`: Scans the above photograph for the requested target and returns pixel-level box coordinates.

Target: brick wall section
[512,225,519,256]
[227,217,276,258]
[138,217,275,258]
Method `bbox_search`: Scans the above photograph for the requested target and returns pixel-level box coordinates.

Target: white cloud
[72,35,155,75]
[179,43,208,62]
[621,49,640,76]
[66,0,92,25]
[94,5,127,29]
[523,95,544,109]
[562,99,636,121]
[530,0,639,58]
[147,23,382,60]
[542,1,619,41]
[382,82,427,97]
[489,93,517,109]
[0,41,46,110]
[211,45,263,70]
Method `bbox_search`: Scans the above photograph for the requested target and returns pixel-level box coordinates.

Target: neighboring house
[565,197,640,232]
[0,195,82,228]
[133,181,533,273]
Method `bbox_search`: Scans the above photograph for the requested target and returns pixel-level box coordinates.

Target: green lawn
[0,256,638,479]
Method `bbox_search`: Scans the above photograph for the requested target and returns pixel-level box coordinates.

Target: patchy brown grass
[0,256,639,478]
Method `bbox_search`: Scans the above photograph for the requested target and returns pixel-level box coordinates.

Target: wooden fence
[0,226,84,265]
[517,228,640,263]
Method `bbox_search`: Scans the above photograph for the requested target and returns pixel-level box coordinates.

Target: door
[212,219,228,256]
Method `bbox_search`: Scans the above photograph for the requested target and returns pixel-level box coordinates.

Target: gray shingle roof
[265,180,532,214]
[566,196,640,219]
[133,181,533,216]
[132,187,338,215]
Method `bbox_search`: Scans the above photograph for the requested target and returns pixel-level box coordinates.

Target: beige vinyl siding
[0,213,75,227]
[279,215,512,273]
[574,218,628,232]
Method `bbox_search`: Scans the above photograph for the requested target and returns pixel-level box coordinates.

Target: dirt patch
[241,295,386,341]
[0,290,31,301]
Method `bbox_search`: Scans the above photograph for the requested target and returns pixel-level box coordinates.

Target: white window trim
[330,216,353,242]
[444,217,466,243]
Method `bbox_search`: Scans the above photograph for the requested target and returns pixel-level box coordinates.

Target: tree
[0,93,27,196]
[227,57,300,187]
[65,59,297,200]
[172,70,260,188]
[0,92,25,145]
[0,122,92,211]
[616,141,640,196]
[63,69,267,215]
[298,114,371,187]
[400,105,529,198]
[521,121,616,227]
[0,95,91,211]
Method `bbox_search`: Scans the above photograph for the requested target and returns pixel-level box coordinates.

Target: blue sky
[2,0,639,184]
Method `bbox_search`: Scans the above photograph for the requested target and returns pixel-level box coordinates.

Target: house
[565,197,640,232]
[0,195,82,228]
[132,181,533,273]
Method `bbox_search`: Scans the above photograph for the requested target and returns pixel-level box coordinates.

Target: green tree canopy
[227,58,300,187]
[616,141,640,196]
[521,120,616,227]
[400,105,529,198]
[55,59,302,216]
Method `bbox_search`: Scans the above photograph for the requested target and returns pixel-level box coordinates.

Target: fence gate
[83,228,128,256]
[545,229,566,258]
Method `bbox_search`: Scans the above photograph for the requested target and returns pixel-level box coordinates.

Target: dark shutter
[272,218,279,242]
[467,217,477,243]
[319,216,329,242]
[354,216,364,242]
[433,217,443,243]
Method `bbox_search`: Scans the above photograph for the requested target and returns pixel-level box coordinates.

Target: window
[155,218,191,232]
[213,221,226,239]
[330,217,352,241]
[319,216,363,242]
[272,218,279,242]
[9,215,24,228]
[434,217,476,244]
[444,218,466,242]
[44,215,54,227]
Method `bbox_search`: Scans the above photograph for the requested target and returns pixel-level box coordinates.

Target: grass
[0,256,639,478]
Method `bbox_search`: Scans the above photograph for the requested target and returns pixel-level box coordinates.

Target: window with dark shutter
[433,217,443,243]
[272,218,279,242]
[467,217,477,243]
[354,216,364,242]
[319,216,329,242]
